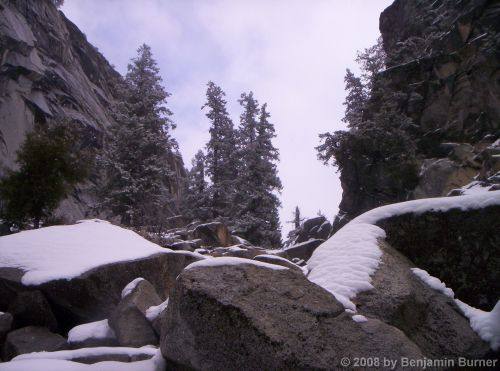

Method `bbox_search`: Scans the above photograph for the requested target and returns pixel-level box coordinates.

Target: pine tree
[183,150,211,221]
[234,93,282,247]
[284,206,304,247]
[0,120,90,229]
[202,81,238,220]
[99,44,176,228]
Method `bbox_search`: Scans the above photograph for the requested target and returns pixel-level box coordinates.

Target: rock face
[334,0,500,223]
[280,238,324,262]
[2,326,67,361]
[0,312,13,351]
[8,290,58,331]
[0,0,187,222]
[109,279,160,347]
[356,242,490,359]
[161,262,423,370]
[0,251,202,332]
[376,204,500,310]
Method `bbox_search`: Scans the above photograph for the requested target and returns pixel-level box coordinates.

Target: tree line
[0,44,282,247]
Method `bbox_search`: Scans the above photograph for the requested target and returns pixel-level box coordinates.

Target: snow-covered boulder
[109,279,160,347]
[160,257,423,369]
[307,191,500,357]
[0,220,204,329]
[279,238,324,261]
[2,326,67,361]
[68,320,117,349]
[253,254,304,273]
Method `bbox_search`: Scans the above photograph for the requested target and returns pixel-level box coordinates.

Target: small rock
[8,290,58,331]
[2,326,67,361]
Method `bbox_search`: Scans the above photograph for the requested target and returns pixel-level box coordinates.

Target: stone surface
[376,204,500,310]
[8,290,58,331]
[161,263,423,370]
[357,242,490,359]
[0,251,202,332]
[192,222,232,247]
[2,326,67,361]
[0,312,13,351]
[281,239,324,262]
[109,279,161,347]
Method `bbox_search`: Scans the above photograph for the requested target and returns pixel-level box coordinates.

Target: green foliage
[0,121,90,229]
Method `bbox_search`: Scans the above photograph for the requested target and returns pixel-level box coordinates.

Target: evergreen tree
[202,81,238,220]
[0,120,90,229]
[284,206,304,247]
[99,44,176,227]
[234,94,282,247]
[183,150,211,221]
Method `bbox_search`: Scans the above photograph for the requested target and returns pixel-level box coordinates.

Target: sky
[62,0,392,236]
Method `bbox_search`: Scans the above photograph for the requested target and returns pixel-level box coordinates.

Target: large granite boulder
[8,290,58,331]
[295,216,332,243]
[280,238,324,261]
[160,260,423,370]
[2,326,67,361]
[0,312,13,353]
[356,242,490,359]
[109,278,161,347]
[192,222,232,247]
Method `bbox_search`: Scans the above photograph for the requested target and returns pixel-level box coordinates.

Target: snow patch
[307,223,385,311]
[68,320,115,344]
[411,268,454,298]
[455,300,500,351]
[4,348,165,371]
[352,314,368,323]
[146,299,169,322]
[121,278,145,299]
[0,220,171,285]
[185,257,288,271]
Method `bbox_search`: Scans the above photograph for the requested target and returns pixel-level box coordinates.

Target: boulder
[109,279,161,347]
[210,245,267,259]
[281,239,324,261]
[253,255,303,273]
[192,222,232,247]
[8,290,58,331]
[356,242,490,359]
[2,326,67,361]
[67,319,117,348]
[161,262,423,370]
[0,312,13,351]
[0,251,202,332]
[295,216,327,243]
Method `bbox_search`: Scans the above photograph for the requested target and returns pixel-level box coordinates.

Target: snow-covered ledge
[307,191,500,349]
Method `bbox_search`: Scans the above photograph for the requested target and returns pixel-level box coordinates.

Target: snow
[254,254,307,274]
[0,220,185,285]
[185,257,289,271]
[68,320,115,344]
[411,268,454,298]
[12,346,157,362]
[0,349,165,371]
[121,278,145,298]
[455,181,493,196]
[146,299,169,321]
[352,314,368,323]
[307,223,384,311]
[412,267,500,351]
[456,300,500,351]
[307,192,500,313]
[352,191,500,225]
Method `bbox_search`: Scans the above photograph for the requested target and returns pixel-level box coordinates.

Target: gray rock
[67,319,117,349]
[8,290,58,331]
[357,242,490,359]
[282,238,324,261]
[161,263,423,370]
[2,326,67,361]
[192,222,232,247]
[0,312,13,351]
[109,279,161,347]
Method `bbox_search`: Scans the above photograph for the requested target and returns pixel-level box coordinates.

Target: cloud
[62,0,392,236]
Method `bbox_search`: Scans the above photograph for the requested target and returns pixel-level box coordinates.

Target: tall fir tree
[183,150,211,221]
[99,44,176,228]
[202,81,238,220]
[234,93,282,247]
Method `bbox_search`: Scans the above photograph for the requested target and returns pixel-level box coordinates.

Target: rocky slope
[335,0,500,226]
[0,0,186,223]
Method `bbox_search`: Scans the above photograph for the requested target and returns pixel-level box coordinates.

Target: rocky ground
[0,191,498,370]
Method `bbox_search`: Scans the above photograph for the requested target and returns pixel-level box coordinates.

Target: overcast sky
[62,0,392,235]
